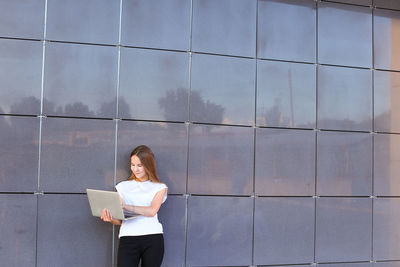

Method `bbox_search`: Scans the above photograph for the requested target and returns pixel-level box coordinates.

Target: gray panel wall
[0,0,400,266]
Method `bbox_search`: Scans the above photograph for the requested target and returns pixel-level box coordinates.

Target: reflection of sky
[122,0,190,50]
[257,0,316,62]
[319,3,372,67]
[44,42,118,113]
[374,13,394,69]
[318,66,372,123]
[0,39,42,113]
[192,0,256,57]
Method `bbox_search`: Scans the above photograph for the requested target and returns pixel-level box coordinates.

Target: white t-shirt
[115,180,167,238]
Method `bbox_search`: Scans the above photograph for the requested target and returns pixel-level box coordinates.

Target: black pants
[117,234,164,267]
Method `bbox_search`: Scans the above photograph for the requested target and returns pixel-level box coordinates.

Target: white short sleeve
[157,183,168,203]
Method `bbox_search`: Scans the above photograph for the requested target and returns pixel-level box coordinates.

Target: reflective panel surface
[375,71,400,133]
[0,39,42,115]
[318,65,372,131]
[43,42,118,118]
[119,48,189,121]
[188,124,254,195]
[117,121,187,194]
[0,194,37,267]
[190,54,255,125]
[0,0,45,39]
[318,2,372,68]
[257,60,316,128]
[374,134,400,196]
[46,0,119,44]
[255,128,315,196]
[317,131,372,196]
[318,263,372,267]
[374,9,400,71]
[254,197,314,265]
[40,118,115,193]
[315,198,372,262]
[374,263,400,267]
[321,0,371,5]
[374,0,400,10]
[257,0,316,62]
[37,194,112,267]
[158,196,186,267]
[187,196,253,266]
[373,198,400,260]
[192,0,256,57]
[121,0,190,50]
[0,116,39,192]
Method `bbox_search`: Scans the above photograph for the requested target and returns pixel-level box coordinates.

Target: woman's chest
[122,184,155,206]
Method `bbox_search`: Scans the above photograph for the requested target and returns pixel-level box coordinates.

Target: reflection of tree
[10,96,40,115]
[64,102,95,117]
[97,97,130,118]
[263,98,289,127]
[2,95,133,121]
[158,88,224,124]
[158,88,188,122]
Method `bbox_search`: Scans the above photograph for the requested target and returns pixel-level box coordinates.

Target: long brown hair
[128,145,161,183]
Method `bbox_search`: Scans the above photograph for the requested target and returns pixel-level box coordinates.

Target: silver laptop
[86,189,139,220]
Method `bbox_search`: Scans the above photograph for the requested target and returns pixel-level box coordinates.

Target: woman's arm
[101,208,122,226]
[123,188,167,217]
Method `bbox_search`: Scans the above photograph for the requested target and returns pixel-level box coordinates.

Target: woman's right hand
[101,208,122,226]
[101,208,113,222]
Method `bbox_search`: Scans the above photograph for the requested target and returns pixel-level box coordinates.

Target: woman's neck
[136,176,149,182]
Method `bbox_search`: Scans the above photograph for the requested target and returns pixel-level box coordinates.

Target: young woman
[101,145,168,267]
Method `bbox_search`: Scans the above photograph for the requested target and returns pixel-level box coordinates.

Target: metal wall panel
[43,42,118,118]
[0,0,45,39]
[192,0,257,57]
[257,60,316,128]
[318,2,372,68]
[255,128,315,196]
[158,195,186,267]
[40,117,115,193]
[374,134,400,196]
[317,131,372,196]
[374,70,400,133]
[0,194,37,267]
[257,0,316,62]
[373,198,400,260]
[118,48,190,121]
[186,196,253,266]
[316,198,372,262]
[254,197,314,265]
[318,65,372,131]
[121,0,191,50]
[0,39,42,115]
[0,116,39,192]
[374,9,400,71]
[46,0,120,45]
[191,54,255,125]
[37,194,113,267]
[188,124,254,195]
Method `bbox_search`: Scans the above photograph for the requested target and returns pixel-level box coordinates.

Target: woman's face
[131,155,147,180]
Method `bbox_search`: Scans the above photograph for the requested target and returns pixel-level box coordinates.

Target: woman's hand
[101,208,113,222]
[122,188,167,217]
[101,208,122,226]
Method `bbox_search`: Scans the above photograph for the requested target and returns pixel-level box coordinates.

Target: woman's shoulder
[115,179,135,189]
[149,181,167,190]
